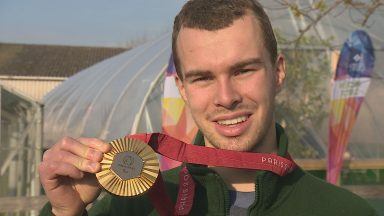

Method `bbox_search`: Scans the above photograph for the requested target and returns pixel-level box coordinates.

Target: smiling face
[175,14,286,152]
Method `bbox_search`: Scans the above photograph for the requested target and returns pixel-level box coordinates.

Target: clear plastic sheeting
[43,34,171,147]
[344,51,384,159]
[299,51,384,159]
[260,0,384,49]
[43,6,383,161]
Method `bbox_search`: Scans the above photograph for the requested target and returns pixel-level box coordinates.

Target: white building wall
[0,76,65,102]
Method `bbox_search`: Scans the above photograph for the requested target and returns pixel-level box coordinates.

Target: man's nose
[213,78,241,109]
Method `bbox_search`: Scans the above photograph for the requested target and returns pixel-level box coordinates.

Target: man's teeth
[217,116,247,126]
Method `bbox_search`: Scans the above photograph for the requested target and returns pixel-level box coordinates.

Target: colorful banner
[160,54,198,170]
[327,30,375,184]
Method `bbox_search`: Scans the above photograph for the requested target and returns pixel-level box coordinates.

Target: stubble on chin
[193,105,273,152]
[203,129,258,152]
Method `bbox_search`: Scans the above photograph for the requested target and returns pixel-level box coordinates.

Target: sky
[0,0,187,47]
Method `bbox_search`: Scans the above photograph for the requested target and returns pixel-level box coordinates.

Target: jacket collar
[189,123,294,212]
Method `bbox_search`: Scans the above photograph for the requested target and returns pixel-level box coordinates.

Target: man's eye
[235,69,253,76]
[192,76,211,83]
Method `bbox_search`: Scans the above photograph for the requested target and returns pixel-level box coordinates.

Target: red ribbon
[127,133,296,216]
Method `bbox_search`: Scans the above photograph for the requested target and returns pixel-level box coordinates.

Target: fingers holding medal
[96,138,160,197]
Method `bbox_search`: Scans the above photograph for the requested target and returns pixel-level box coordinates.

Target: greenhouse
[44,4,384,164]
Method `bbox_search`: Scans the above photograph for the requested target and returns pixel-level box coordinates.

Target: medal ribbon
[127,133,296,215]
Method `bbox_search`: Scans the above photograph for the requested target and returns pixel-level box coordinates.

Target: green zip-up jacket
[40,125,377,215]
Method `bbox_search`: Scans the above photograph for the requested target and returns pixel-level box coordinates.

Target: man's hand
[39,137,111,216]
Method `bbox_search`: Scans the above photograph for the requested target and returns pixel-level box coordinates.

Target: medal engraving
[111,151,144,180]
[96,138,159,197]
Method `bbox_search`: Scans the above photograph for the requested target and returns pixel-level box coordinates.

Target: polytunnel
[43,34,171,147]
[43,3,384,163]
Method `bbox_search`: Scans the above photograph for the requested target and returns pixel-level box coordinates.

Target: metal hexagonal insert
[111,151,144,180]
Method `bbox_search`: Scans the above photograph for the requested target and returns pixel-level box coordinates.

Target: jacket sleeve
[87,194,113,216]
[38,202,53,216]
[368,208,380,216]
[39,202,89,216]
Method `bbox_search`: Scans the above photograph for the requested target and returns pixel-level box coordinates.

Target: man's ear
[175,75,188,103]
[274,54,286,94]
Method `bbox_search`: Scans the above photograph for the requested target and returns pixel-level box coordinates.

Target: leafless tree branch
[268,0,384,46]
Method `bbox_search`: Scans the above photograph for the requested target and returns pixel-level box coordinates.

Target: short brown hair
[172,0,277,80]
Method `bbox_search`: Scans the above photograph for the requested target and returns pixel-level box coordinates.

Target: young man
[39,0,377,215]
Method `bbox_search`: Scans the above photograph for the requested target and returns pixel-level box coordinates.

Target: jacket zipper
[223,177,231,216]
[247,173,261,215]
[214,173,230,215]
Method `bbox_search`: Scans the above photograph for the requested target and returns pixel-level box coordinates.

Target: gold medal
[96,137,160,196]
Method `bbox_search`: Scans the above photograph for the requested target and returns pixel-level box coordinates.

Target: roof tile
[0,43,128,77]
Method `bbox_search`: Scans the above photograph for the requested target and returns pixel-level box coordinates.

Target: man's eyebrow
[183,58,263,80]
[230,58,264,71]
[184,70,212,80]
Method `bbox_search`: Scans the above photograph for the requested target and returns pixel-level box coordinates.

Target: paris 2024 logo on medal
[96,138,160,197]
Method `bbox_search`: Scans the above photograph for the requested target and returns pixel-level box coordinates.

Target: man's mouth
[216,116,248,126]
[213,114,251,137]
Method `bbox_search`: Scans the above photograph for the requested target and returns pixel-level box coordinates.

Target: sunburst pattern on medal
[96,138,159,197]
